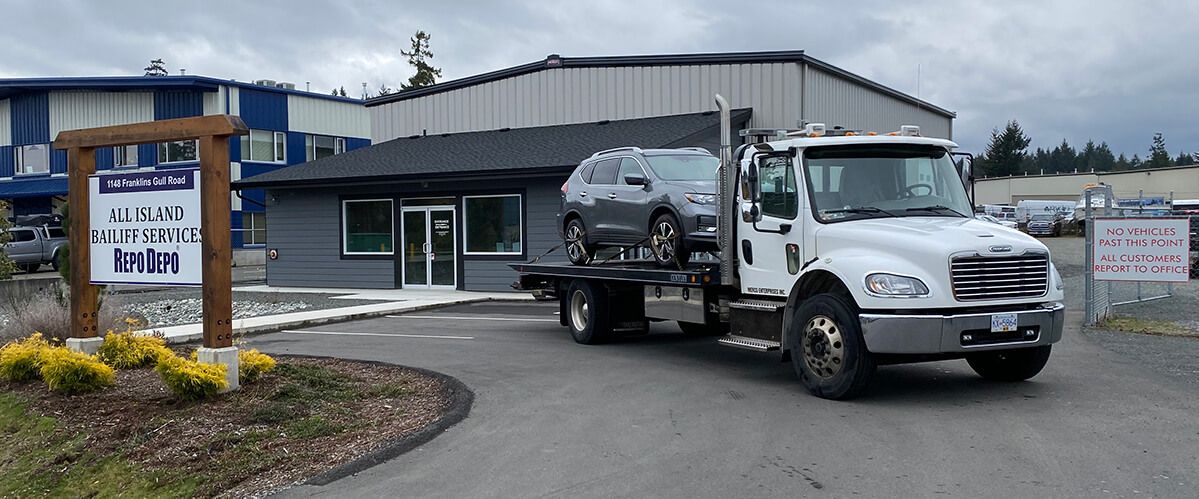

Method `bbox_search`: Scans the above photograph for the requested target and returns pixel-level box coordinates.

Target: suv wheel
[650,214,690,268]
[565,219,593,266]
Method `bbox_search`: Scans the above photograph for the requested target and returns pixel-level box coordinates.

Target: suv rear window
[579,162,596,183]
[589,158,620,185]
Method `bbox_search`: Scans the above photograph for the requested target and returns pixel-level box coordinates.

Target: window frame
[461,194,524,256]
[241,129,286,164]
[14,144,51,175]
[240,211,267,246]
[114,144,139,168]
[305,134,347,162]
[341,198,395,256]
[158,139,199,164]
[757,154,799,220]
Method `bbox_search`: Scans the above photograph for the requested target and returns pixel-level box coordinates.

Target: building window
[463,194,522,254]
[305,135,346,161]
[342,199,393,255]
[14,144,50,175]
[158,140,198,163]
[241,212,266,245]
[240,130,286,163]
[114,145,138,168]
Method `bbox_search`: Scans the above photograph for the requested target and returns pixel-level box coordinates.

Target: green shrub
[39,347,116,394]
[238,349,276,383]
[0,333,51,382]
[97,331,172,369]
[155,355,227,400]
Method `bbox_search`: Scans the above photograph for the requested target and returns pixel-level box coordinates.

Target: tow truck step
[728,299,784,312]
[717,334,781,352]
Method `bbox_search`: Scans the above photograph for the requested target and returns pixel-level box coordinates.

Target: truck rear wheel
[566,280,609,344]
[966,345,1051,382]
[790,294,875,400]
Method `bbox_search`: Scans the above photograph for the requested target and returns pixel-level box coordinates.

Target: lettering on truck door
[739,153,802,297]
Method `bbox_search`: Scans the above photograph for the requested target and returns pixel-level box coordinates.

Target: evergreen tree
[1114,153,1131,171]
[1174,151,1194,166]
[1048,139,1077,174]
[1077,140,1099,173]
[399,31,443,91]
[1094,142,1116,171]
[143,58,168,77]
[1130,154,1143,168]
[376,84,393,97]
[339,86,348,97]
[978,120,1032,177]
[1147,133,1172,168]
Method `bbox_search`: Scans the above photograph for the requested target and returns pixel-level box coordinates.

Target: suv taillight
[561,181,569,194]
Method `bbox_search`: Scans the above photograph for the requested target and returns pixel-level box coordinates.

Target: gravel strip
[110,289,393,329]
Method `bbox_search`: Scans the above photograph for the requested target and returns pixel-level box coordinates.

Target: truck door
[738,152,803,298]
[3,228,39,264]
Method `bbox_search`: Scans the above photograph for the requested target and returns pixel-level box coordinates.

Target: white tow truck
[512,95,1065,399]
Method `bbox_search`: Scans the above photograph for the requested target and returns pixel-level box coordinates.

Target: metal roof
[234,108,752,189]
[0,75,363,104]
[366,50,955,118]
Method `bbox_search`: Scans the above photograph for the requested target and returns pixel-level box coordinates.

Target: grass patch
[288,416,344,438]
[270,363,356,403]
[364,381,415,399]
[250,401,299,424]
[1099,315,1195,337]
[0,392,193,498]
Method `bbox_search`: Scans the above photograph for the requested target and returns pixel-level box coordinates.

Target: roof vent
[275,82,296,90]
[546,54,563,67]
[254,79,277,87]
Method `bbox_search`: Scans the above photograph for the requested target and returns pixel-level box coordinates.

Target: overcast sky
[1,1,1195,158]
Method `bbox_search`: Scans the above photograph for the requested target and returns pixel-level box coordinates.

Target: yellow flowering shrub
[0,333,52,382]
[39,347,116,394]
[97,331,173,369]
[156,355,227,400]
[239,349,277,383]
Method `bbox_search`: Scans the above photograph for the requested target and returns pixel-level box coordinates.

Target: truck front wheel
[966,345,1051,382]
[566,280,610,344]
[789,294,875,400]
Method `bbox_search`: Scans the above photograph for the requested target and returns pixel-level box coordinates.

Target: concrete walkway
[142,286,534,343]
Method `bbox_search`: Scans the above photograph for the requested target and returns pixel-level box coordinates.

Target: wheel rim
[802,314,845,379]
[566,224,587,262]
[651,221,677,260]
[570,290,589,331]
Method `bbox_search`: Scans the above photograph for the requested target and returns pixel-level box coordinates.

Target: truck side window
[758,156,798,219]
[8,230,35,242]
[590,158,620,185]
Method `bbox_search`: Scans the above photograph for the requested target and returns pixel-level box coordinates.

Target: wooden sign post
[55,116,249,390]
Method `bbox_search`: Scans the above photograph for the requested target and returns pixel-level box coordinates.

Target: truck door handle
[608,193,618,199]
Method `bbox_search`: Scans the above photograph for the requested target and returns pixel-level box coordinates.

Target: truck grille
[951,252,1049,301]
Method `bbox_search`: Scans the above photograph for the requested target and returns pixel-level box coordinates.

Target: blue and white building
[0,76,370,248]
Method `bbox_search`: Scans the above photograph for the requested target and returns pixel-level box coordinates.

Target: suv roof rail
[679,147,713,154]
[590,146,643,159]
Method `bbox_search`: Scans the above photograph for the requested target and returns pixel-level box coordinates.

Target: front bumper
[859,302,1065,354]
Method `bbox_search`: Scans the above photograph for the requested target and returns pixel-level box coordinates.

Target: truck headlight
[684,193,716,205]
[865,273,930,297]
[1051,264,1064,290]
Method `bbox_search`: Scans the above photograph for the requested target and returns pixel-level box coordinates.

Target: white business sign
[1092,218,1191,282]
[89,169,203,286]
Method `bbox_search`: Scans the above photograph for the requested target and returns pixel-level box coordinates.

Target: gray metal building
[239,51,955,291]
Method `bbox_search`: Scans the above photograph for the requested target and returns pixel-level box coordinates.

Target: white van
[1016,200,1075,224]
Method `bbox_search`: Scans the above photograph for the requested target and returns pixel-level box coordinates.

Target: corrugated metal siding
[370,63,804,142]
[265,188,395,289]
[802,66,952,139]
[50,149,67,174]
[137,144,156,168]
[48,91,154,138]
[95,147,114,171]
[285,131,305,165]
[227,86,240,115]
[153,90,204,120]
[346,137,370,151]
[239,88,287,130]
[0,99,10,146]
[10,92,49,145]
[0,146,13,176]
[286,95,369,138]
[203,86,224,115]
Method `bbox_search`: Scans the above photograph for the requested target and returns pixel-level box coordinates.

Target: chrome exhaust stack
[714,94,736,286]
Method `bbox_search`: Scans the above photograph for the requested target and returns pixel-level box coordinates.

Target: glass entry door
[401,206,456,288]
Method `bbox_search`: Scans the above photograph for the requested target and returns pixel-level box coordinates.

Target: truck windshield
[804,145,972,223]
[643,154,719,181]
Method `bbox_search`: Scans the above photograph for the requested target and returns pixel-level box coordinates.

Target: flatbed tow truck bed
[510,260,723,291]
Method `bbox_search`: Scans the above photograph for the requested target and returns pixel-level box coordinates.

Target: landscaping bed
[0,355,465,497]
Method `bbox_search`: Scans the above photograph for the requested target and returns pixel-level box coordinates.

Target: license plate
[991,313,1018,333]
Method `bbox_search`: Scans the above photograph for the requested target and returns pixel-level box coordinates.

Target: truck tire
[789,294,875,400]
[650,213,690,268]
[678,321,726,337]
[566,279,610,344]
[565,219,593,266]
[966,345,1052,382]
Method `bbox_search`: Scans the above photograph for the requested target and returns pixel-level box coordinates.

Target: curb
[299,359,475,487]
[152,296,529,344]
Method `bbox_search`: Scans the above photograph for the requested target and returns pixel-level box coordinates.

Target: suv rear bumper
[859,302,1065,354]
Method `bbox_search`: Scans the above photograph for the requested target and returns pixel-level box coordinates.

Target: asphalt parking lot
[253,300,1199,498]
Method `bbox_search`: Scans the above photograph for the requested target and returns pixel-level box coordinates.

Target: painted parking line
[386,315,558,322]
[282,330,474,340]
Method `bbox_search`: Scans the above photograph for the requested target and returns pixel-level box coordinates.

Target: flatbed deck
[509,260,722,289]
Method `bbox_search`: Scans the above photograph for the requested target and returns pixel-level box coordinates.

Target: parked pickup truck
[2,225,67,273]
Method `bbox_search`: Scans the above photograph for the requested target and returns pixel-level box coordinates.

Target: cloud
[1,0,1195,157]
